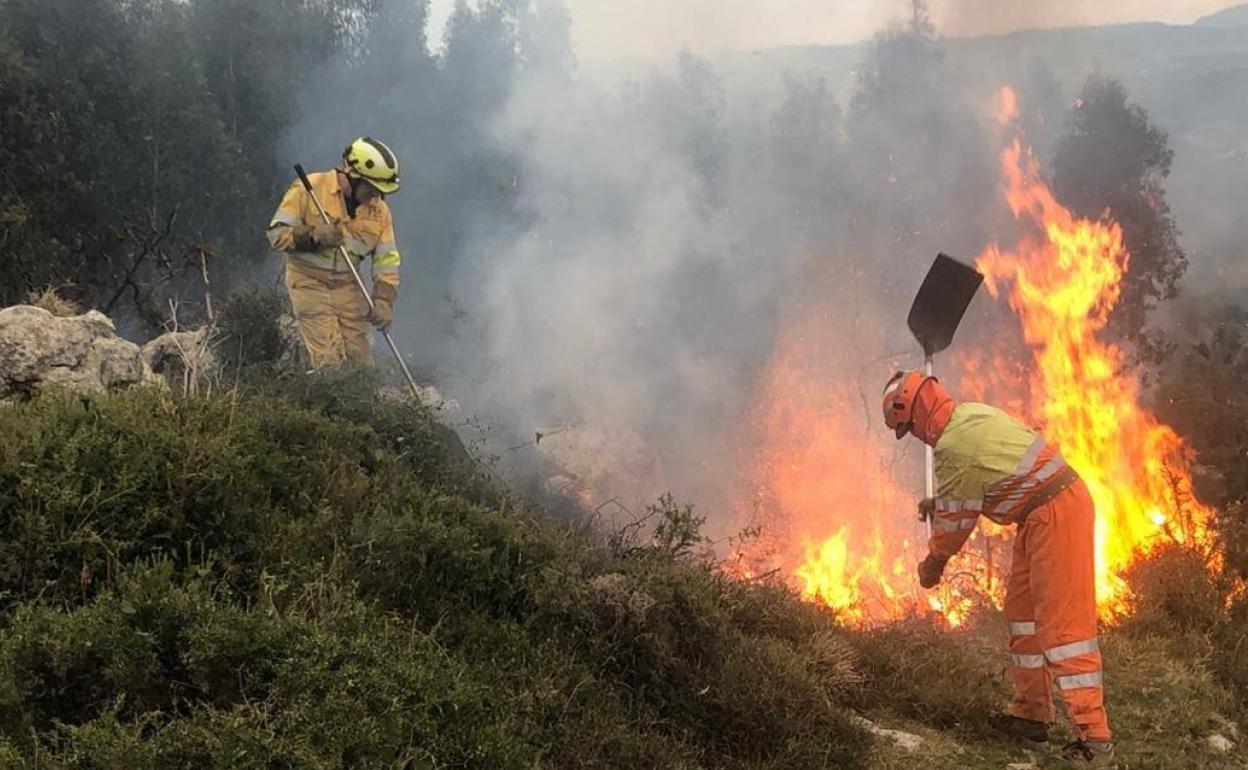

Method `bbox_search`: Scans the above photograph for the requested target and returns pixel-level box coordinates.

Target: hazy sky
[427,0,1242,60]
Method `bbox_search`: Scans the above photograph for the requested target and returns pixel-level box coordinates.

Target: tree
[842,0,996,293]
[0,0,373,327]
[1053,74,1188,341]
[768,73,845,242]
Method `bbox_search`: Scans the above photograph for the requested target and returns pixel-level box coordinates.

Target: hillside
[0,309,1245,768]
[1197,4,1248,27]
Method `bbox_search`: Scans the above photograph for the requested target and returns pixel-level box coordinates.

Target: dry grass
[24,285,79,317]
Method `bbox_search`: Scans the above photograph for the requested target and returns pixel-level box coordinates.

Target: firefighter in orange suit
[267,137,402,368]
[882,370,1114,767]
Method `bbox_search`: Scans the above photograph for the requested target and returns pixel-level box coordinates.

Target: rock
[0,305,151,399]
[276,313,303,364]
[378,382,460,413]
[142,328,218,393]
[1207,734,1235,753]
[851,716,924,751]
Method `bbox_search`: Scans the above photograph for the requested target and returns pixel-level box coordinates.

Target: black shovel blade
[906,253,984,357]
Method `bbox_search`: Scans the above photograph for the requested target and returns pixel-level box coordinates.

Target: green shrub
[848,616,1006,730]
[214,287,290,372]
[0,563,532,768]
[1100,633,1235,764]
[1122,543,1225,635]
[0,382,879,768]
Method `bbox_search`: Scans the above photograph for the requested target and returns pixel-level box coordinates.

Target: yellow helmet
[342,137,400,194]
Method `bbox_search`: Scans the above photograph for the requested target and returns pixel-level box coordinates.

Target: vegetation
[0,368,881,767]
[0,328,1244,766]
[1,0,1246,767]
[0,0,548,334]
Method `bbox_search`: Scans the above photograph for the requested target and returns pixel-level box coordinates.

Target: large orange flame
[736,85,1214,625]
[977,86,1213,615]
[733,319,1005,627]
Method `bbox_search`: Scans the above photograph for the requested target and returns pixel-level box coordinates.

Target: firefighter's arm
[267,180,342,252]
[927,458,990,560]
[918,461,987,587]
[368,209,400,332]
[927,509,978,560]
[267,180,307,251]
[371,209,401,289]
[916,505,977,589]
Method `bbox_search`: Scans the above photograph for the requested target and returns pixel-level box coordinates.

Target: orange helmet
[881,370,932,440]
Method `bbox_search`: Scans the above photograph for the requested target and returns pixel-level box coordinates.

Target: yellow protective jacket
[929,403,1077,559]
[266,170,400,291]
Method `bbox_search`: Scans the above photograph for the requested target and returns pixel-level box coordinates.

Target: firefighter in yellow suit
[267,137,402,368]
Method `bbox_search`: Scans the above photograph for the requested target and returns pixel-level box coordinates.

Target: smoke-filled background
[270,0,1248,536]
[2,0,1245,535]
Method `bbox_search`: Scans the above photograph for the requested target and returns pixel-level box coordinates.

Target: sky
[426,0,1243,60]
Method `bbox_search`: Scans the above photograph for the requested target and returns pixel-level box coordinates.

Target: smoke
[432,10,1016,531]
[283,0,1248,538]
[427,0,1246,62]
[448,53,808,516]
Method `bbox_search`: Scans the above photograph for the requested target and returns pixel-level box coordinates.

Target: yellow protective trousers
[1003,479,1111,741]
[284,257,373,368]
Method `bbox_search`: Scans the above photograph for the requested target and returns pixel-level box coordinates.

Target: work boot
[988,713,1050,743]
[1041,739,1115,767]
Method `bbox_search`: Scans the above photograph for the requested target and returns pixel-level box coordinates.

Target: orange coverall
[915,385,1111,742]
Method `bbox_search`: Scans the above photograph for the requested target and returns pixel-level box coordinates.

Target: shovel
[293,164,422,403]
[906,253,984,537]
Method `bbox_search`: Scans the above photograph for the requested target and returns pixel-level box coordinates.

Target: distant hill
[1196,3,1248,27]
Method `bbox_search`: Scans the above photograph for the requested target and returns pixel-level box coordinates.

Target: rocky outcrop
[0,305,151,399]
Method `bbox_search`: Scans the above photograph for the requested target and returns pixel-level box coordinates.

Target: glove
[917,497,936,522]
[917,553,948,589]
[369,281,397,333]
[311,222,344,248]
[289,223,344,251]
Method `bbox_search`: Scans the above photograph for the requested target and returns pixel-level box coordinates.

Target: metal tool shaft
[923,355,934,541]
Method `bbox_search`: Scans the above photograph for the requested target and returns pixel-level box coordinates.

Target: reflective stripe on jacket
[929,402,1071,558]
[266,170,400,290]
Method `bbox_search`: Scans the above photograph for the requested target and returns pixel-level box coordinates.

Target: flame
[734,319,1003,626]
[734,84,1214,625]
[976,86,1213,616]
[994,84,1019,126]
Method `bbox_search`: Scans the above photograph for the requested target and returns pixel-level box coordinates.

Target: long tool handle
[293,165,422,402]
[923,355,934,541]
